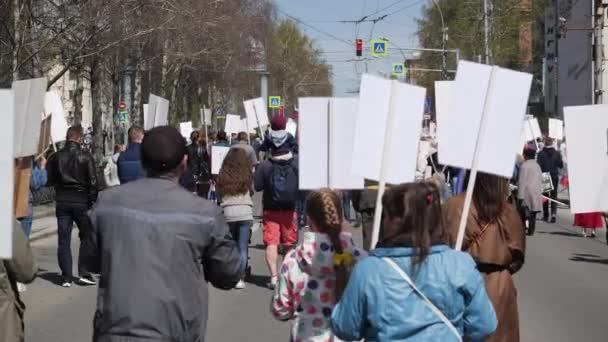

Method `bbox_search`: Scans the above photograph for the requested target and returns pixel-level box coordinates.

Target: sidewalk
[30,204,57,242]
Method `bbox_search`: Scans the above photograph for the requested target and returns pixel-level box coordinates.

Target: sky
[273,0,428,96]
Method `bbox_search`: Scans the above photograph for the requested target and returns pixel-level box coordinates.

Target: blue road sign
[372,40,388,57]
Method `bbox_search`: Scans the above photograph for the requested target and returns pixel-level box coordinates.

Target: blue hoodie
[117,143,145,184]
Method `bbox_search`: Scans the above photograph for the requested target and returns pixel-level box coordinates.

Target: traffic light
[356,39,363,57]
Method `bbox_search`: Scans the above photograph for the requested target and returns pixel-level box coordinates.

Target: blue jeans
[18,204,34,238]
[228,221,252,276]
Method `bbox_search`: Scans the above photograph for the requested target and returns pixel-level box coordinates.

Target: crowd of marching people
[2,110,607,342]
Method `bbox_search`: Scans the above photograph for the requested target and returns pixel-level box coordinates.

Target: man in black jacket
[537,137,564,223]
[185,130,211,197]
[47,125,98,287]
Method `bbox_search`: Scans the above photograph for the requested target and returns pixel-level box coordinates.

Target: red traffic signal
[356,39,363,57]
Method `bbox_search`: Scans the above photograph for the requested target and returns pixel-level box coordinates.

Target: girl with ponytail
[271,189,367,342]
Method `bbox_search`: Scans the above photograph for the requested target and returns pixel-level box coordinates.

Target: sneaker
[550,216,557,224]
[235,280,246,290]
[17,282,26,293]
[590,230,597,238]
[78,275,96,286]
[267,276,278,290]
[61,277,72,288]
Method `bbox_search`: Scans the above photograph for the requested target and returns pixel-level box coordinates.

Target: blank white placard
[438,62,532,178]
[13,78,46,158]
[154,96,169,127]
[351,74,392,181]
[329,98,364,189]
[351,74,426,184]
[240,118,255,134]
[211,145,231,175]
[564,104,608,213]
[44,91,69,143]
[298,97,329,190]
[224,114,243,136]
[244,97,270,128]
[549,118,564,140]
[0,89,14,258]
[435,80,454,157]
[180,121,193,138]
[201,108,212,126]
[286,118,297,138]
[143,104,149,129]
[385,81,426,184]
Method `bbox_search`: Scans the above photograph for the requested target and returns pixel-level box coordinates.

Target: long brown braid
[306,189,348,301]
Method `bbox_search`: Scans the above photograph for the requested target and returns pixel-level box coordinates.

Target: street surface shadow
[246,273,272,289]
[570,254,608,265]
[37,271,64,286]
[537,231,581,237]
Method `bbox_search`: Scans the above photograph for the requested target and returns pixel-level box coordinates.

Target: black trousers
[56,202,94,278]
[543,174,559,219]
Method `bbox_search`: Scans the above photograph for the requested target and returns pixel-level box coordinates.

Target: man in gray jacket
[87,126,242,342]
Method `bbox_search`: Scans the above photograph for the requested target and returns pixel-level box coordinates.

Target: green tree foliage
[267,20,332,111]
[415,0,528,92]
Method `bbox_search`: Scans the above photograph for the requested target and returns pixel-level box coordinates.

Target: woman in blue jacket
[330,182,497,342]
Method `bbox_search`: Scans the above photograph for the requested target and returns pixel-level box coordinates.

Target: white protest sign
[286,118,297,138]
[298,97,364,190]
[211,145,231,175]
[435,80,454,155]
[352,75,426,249]
[549,118,564,140]
[438,61,532,178]
[180,121,193,139]
[44,91,69,143]
[441,62,532,251]
[244,97,269,129]
[0,89,14,258]
[13,78,46,158]
[241,118,255,134]
[146,94,169,130]
[352,74,426,184]
[564,104,608,214]
[201,108,212,126]
[224,114,243,136]
[143,104,149,128]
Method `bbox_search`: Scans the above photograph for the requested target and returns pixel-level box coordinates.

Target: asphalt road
[21,208,608,342]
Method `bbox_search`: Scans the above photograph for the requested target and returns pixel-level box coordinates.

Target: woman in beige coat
[0,219,37,342]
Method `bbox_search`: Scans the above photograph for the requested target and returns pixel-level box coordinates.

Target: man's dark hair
[128,126,144,142]
[217,131,227,142]
[66,125,84,141]
[141,126,187,177]
[523,147,536,160]
[190,131,200,143]
[237,132,248,142]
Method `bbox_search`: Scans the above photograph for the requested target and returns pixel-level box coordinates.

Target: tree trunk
[100,61,114,157]
[133,54,143,126]
[90,58,104,164]
[160,39,169,97]
[169,66,181,125]
[12,0,22,81]
[72,69,84,125]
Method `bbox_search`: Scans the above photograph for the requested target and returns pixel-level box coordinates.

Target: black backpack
[269,160,298,209]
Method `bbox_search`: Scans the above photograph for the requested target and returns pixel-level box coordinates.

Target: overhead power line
[276,8,353,47]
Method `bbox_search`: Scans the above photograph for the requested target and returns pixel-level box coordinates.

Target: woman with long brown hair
[331,183,496,341]
[216,148,254,289]
[271,189,367,342]
[445,172,526,342]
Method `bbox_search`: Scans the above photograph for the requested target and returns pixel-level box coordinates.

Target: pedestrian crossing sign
[269,96,281,109]
[372,40,388,57]
[392,63,405,76]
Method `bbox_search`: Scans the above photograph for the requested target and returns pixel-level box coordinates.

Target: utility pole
[484,0,490,64]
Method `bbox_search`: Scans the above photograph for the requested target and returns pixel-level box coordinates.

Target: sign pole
[454,67,497,251]
[252,102,264,138]
[370,80,399,249]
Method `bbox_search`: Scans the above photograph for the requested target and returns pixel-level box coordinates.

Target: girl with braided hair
[271,189,367,342]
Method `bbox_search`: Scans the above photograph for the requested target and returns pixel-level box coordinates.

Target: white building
[48,64,93,129]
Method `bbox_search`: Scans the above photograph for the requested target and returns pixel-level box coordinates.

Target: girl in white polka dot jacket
[271,190,368,342]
